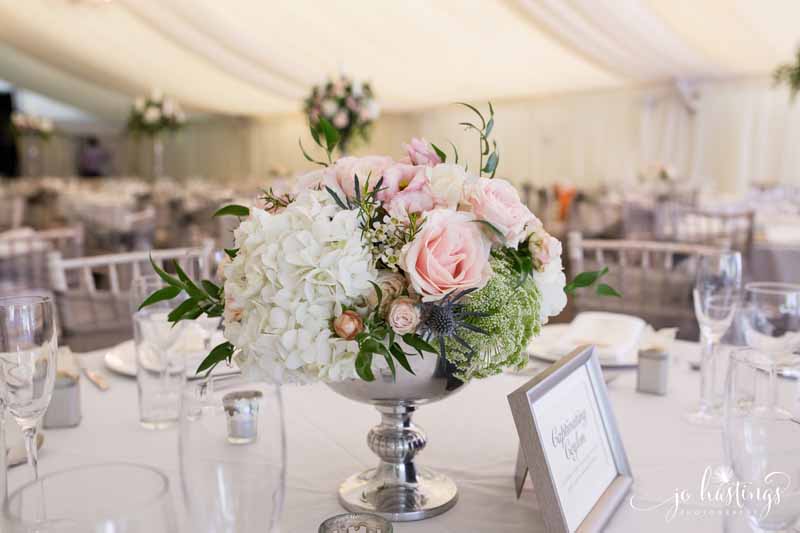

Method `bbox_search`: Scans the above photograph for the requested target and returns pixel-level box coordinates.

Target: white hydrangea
[222,189,377,384]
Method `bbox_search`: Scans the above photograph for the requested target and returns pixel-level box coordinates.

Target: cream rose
[387,297,421,335]
[427,164,468,210]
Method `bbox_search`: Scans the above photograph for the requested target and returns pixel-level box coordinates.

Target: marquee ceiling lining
[0,0,796,120]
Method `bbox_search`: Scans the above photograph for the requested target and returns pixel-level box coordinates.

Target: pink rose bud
[333,310,364,340]
[387,297,421,335]
[402,138,442,166]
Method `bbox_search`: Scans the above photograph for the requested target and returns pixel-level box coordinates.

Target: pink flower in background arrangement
[402,138,442,166]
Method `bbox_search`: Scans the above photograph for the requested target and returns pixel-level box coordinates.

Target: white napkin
[639,326,678,352]
[555,312,646,363]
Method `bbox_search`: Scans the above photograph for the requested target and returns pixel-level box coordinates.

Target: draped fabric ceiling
[1,0,799,121]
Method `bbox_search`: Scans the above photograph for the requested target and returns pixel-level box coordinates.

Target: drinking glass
[0,295,58,480]
[2,463,177,532]
[686,250,741,425]
[180,376,286,533]
[131,275,188,429]
[723,349,800,532]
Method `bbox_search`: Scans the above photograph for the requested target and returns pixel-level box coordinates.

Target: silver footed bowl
[327,352,465,522]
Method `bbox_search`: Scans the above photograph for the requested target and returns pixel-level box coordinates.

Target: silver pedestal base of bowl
[328,353,464,522]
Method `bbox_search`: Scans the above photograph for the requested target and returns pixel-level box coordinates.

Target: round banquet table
[7,340,764,532]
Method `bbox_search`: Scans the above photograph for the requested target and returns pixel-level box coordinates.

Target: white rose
[533,256,567,324]
[162,99,175,117]
[333,110,349,129]
[427,163,468,210]
[143,107,161,124]
[134,97,145,113]
[321,99,338,117]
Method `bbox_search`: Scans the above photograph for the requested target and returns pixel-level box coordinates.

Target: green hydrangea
[444,256,542,381]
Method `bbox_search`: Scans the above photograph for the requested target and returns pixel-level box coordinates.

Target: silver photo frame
[508,346,632,533]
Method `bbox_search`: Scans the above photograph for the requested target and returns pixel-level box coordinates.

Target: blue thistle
[420,288,488,361]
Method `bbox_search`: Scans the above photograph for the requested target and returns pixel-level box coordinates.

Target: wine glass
[2,463,177,532]
[724,349,800,532]
[686,250,741,425]
[742,282,800,406]
[180,376,286,533]
[0,295,58,480]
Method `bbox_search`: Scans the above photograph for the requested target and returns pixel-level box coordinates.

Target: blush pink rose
[401,138,442,166]
[324,156,394,198]
[463,178,537,247]
[400,209,492,301]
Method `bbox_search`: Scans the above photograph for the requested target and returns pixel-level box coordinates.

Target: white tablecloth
[7,341,762,532]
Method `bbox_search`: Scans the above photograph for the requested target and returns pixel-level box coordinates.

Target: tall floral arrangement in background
[141,105,618,385]
[303,74,379,153]
[10,112,54,140]
[774,47,800,102]
[127,89,186,137]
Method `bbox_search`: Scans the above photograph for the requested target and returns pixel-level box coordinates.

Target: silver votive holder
[43,372,82,429]
[319,512,393,533]
[637,348,669,395]
[222,390,263,444]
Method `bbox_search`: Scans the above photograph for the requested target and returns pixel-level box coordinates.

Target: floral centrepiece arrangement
[11,112,54,140]
[142,105,617,385]
[303,74,379,153]
[127,89,186,137]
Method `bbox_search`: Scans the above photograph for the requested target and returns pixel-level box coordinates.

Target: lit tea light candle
[222,390,263,444]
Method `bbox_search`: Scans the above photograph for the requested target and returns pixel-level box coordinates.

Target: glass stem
[24,427,39,481]
[699,331,716,414]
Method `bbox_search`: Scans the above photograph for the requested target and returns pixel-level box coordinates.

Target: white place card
[508,346,632,533]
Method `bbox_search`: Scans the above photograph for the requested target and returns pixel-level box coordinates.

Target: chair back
[661,205,754,257]
[48,239,214,338]
[0,195,25,231]
[0,226,84,294]
[567,232,722,338]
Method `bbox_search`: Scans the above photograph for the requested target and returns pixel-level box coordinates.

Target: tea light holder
[318,512,393,533]
[637,348,669,395]
[222,390,263,444]
[43,372,82,429]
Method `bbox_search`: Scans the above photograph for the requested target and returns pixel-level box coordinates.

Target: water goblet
[724,349,800,532]
[742,282,800,406]
[0,295,58,481]
[686,250,741,425]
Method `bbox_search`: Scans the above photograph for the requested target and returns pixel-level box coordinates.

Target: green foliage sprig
[565,266,621,297]
[457,102,499,177]
[350,283,436,382]
[140,257,232,376]
[299,116,340,166]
